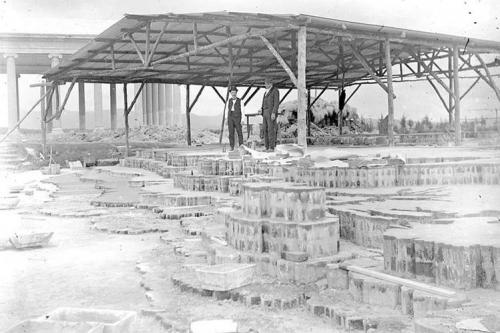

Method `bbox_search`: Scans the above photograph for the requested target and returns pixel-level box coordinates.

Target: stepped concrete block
[326,264,349,289]
[195,263,255,291]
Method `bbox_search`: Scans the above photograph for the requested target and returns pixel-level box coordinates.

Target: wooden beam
[110,44,116,70]
[0,87,51,143]
[241,85,253,100]
[126,82,145,115]
[345,84,361,104]
[307,85,329,111]
[341,265,458,298]
[297,26,307,147]
[146,22,168,65]
[460,77,480,101]
[244,87,260,106]
[474,53,500,103]
[126,33,146,65]
[259,36,298,87]
[212,86,226,104]
[350,42,396,98]
[279,88,293,104]
[193,23,199,52]
[453,44,461,145]
[152,27,289,66]
[385,39,395,146]
[458,54,495,90]
[189,85,205,112]
[145,22,151,66]
[426,77,449,112]
[408,48,454,97]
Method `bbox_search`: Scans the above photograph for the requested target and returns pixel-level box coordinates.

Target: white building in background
[0,33,183,131]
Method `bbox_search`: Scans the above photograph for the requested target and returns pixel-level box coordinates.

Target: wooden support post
[385,39,395,146]
[110,83,117,129]
[345,84,361,105]
[123,83,129,157]
[307,88,311,137]
[40,85,46,155]
[297,26,307,147]
[186,84,191,146]
[448,50,454,124]
[241,85,253,101]
[453,44,461,145]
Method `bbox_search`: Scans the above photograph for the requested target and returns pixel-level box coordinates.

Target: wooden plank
[350,42,396,99]
[297,26,307,147]
[259,36,298,87]
[193,23,199,52]
[385,39,395,146]
[341,265,457,298]
[460,77,480,101]
[453,44,461,145]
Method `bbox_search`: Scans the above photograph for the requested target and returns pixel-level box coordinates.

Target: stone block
[281,251,308,262]
[195,263,255,291]
[400,286,414,316]
[326,264,349,289]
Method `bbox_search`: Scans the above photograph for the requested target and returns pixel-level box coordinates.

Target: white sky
[1,0,500,128]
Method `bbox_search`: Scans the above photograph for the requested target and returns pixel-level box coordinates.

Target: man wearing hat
[227,86,244,151]
[261,78,280,151]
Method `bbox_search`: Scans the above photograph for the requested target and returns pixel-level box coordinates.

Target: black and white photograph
[0,0,499,332]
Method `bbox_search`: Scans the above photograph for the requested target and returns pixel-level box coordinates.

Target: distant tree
[480,116,486,127]
[408,119,414,132]
[400,116,407,134]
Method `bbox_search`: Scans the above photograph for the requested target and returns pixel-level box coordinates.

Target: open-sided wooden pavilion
[39,11,500,153]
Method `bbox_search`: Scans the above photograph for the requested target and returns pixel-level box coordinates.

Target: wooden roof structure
[44,11,500,88]
[38,11,500,151]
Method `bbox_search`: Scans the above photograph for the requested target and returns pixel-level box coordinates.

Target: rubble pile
[45,126,220,145]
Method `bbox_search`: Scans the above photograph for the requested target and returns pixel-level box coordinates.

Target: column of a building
[173,84,182,127]
[110,83,117,129]
[158,84,166,126]
[78,82,86,130]
[94,83,103,128]
[133,83,144,126]
[48,54,63,131]
[3,53,19,131]
[151,83,159,125]
[165,84,174,127]
[145,84,152,125]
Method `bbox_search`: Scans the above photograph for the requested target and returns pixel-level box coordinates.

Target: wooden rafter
[259,36,298,86]
[408,47,454,97]
[349,41,396,98]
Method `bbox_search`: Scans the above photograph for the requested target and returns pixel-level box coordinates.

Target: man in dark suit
[227,86,244,151]
[261,78,280,151]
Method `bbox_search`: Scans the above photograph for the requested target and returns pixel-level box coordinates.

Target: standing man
[261,78,280,152]
[227,86,244,151]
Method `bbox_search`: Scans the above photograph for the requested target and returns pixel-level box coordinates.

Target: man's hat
[229,86,238,92]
